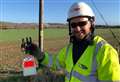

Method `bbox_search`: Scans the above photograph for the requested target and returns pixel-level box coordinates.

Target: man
[22,2,120,82]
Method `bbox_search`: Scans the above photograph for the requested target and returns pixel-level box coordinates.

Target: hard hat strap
[68,21,73,43]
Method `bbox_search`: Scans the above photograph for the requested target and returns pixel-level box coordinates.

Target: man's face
[70,17,91,40]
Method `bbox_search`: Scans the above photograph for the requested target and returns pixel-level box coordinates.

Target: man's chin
[75,36,85,41]
[76,34,85,39]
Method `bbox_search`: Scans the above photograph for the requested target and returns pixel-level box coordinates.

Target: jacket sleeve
[40,52,56,69]
[56,47,67,70]
[97,44,120,81]
[40,46,67,70]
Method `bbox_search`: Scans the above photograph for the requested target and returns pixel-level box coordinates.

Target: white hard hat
[67,2,95,21]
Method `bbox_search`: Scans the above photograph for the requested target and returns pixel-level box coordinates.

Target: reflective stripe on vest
[66,43,72,59]
[47,54,53,67]
[65,40,106,82]
[65,69,120,82]
[89,41,106,81]
[98,80,120,82]
[65,70,71,80]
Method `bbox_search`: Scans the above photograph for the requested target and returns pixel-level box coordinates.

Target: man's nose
[74,26,81,31]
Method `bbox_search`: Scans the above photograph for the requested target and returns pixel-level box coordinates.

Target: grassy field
[0,28,120,81]
[0,28,119,53]
[0,28,68,42]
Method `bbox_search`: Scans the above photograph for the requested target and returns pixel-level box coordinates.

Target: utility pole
[39,0,44,53]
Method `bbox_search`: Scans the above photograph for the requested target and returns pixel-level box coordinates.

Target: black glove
[21,37,44,60]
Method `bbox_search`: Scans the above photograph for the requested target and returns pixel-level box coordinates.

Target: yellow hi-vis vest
[41,36,120,82]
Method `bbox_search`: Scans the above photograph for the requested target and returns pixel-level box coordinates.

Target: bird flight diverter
[22,55,37,76]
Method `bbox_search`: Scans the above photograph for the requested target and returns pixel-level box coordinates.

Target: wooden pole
[39,0,44,52]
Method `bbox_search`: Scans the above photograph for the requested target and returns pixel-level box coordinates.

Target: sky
[0,0,120,25]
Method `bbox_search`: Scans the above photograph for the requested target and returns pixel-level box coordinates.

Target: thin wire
[91,0,120,46]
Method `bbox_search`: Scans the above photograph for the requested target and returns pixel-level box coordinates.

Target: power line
[90,0,120,46]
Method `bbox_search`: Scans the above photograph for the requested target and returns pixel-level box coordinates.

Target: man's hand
[21,37,44,60]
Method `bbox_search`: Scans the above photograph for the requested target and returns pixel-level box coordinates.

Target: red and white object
[22,55,37,76]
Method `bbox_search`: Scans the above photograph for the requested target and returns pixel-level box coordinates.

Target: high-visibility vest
[41,36,120,82]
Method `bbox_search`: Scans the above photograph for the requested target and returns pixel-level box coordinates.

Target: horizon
[1,21,120,26]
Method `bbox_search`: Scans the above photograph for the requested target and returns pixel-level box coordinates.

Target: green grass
[0,28,119,41]
[0,29,37,42]
[0,28,68,42]
[0,28,120,48]
[0,28,120,49]
[0,28,120,55]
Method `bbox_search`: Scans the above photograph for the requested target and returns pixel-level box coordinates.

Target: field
[0,28,120,81]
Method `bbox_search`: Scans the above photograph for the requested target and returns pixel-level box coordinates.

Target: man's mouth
[75,31,84,35]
